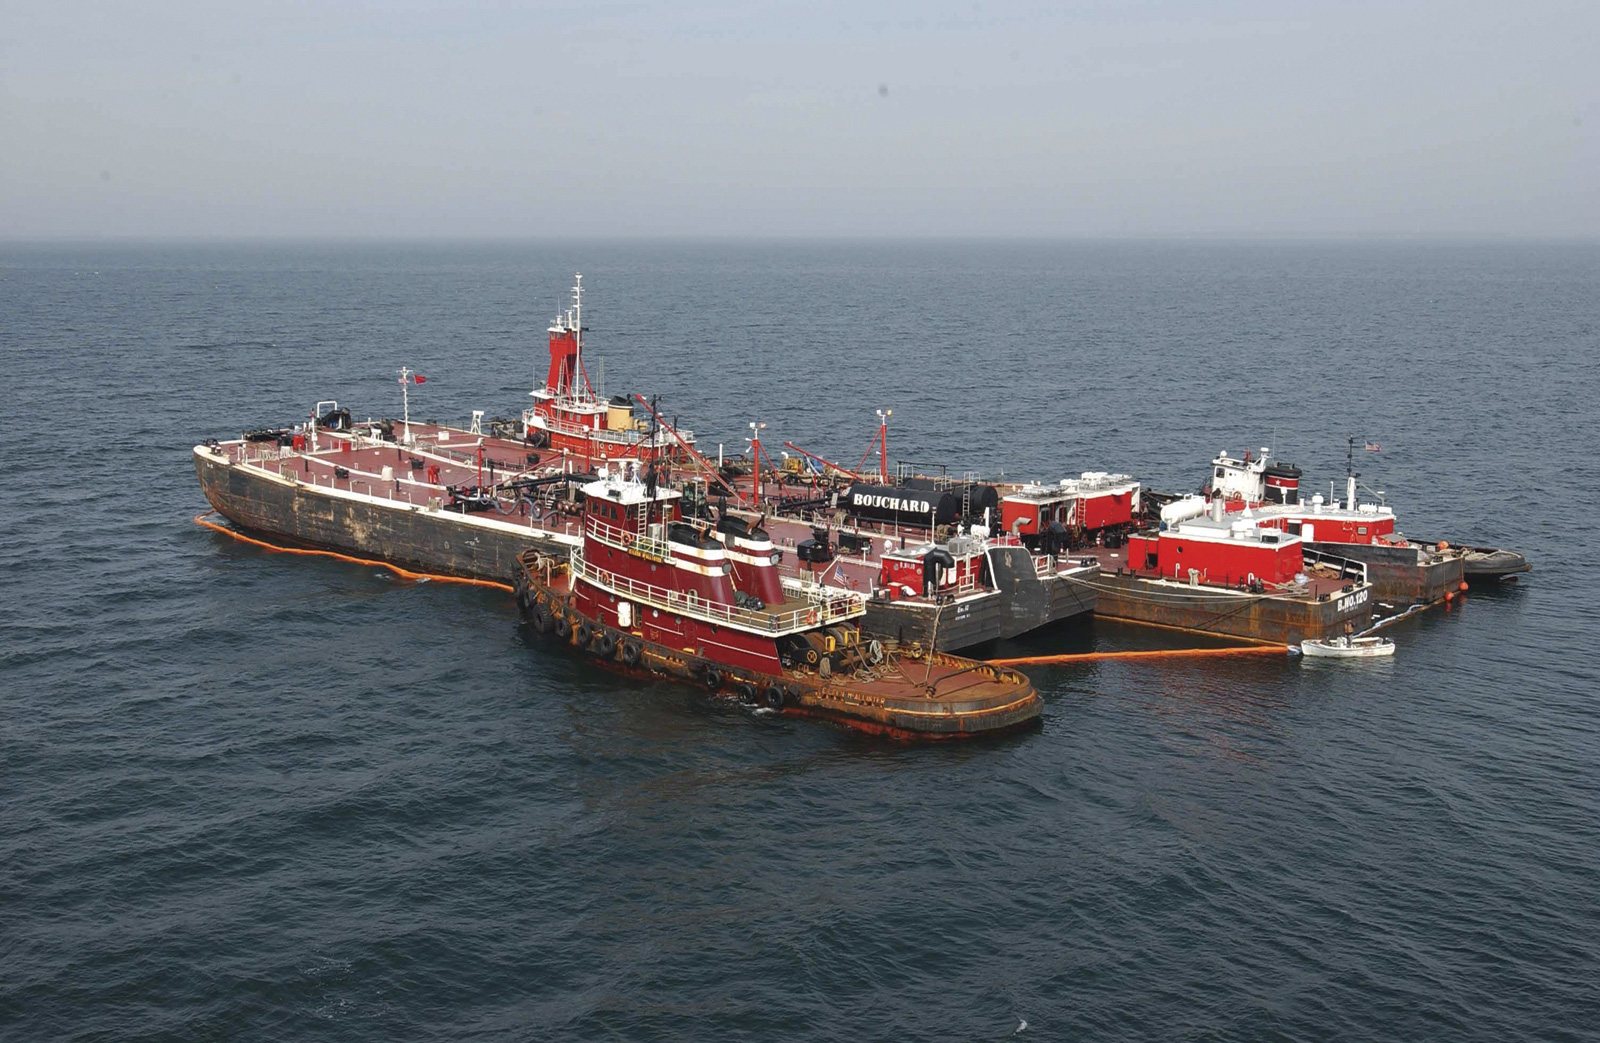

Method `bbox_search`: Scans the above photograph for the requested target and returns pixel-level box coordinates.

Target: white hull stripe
[669,558,729,577]
[671,543,728,564]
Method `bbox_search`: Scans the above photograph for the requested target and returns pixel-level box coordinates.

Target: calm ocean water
[2,240,1597,1041]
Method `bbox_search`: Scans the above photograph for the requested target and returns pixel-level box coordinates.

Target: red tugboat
[511,462,1043,739]
[1199,444,1472,602]
[522,274,692,465]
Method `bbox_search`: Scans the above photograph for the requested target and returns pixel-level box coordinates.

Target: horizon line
[4,232,1598,246]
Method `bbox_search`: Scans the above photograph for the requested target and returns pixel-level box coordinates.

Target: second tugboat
[512,461,1042,739]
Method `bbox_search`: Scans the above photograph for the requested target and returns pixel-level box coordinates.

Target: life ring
[806,609,820,625]
[764,685,786,710]
[574,622,592,647]
[530,603,552,634]
[1228,491,1243,503]
[594,632,616,658]
[621,642,642,667]
[703,666,723,690]
[553,614,572,639]
[735,682,758,704]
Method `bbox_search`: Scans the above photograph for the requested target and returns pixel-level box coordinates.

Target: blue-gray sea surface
[2,240,1596,1041]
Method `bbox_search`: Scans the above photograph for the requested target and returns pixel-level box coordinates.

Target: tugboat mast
[876,408,892,484]
[571,273,583,401]
[1346,435,1360,510]
[646,394,660,525]
[399,365,414,444]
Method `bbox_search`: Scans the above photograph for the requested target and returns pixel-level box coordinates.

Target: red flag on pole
[413,374,427,384]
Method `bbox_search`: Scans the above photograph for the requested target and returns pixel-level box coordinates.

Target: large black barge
[193,421,582,581]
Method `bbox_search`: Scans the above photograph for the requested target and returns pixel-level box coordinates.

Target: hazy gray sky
[2,1,1595,238]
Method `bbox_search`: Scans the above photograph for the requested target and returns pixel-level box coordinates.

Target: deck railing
[1301,547,1369,585]
[584,516,673,562]
[572,548,862,635]
[526,412,692,449]
[939,569,981,596]
[409,440,494,469]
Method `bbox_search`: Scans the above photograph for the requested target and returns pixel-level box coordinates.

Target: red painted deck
[215,422,591,538]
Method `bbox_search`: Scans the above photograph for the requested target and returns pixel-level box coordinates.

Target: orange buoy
[1459,581,1469,591]
[1437,540,1449,552]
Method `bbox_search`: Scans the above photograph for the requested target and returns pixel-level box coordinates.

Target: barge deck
[194,422,584,581]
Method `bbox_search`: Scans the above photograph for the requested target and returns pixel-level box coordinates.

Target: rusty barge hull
[1073,573,1374,645]
[1305,541,1465,603]
[194,447,573,581]
[862,592,1011,653]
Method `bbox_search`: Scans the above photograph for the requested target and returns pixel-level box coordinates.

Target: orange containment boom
[986,645,1288,666]
[193,513,515,593]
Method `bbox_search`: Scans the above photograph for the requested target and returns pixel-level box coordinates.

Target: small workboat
[1454,544,1532,582]
[1299,635,1396,659]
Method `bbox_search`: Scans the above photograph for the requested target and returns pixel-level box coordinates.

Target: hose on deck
[193,512,515,593]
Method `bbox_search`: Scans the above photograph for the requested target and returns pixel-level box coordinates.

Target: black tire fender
[764,685,787,710]
[574,622,592,647]
[595,632,616,658]
[734,682,758,704]
[553,614,572,640]
[621,641,642,667]
[531,603,552,634]
[703,666,723,690]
